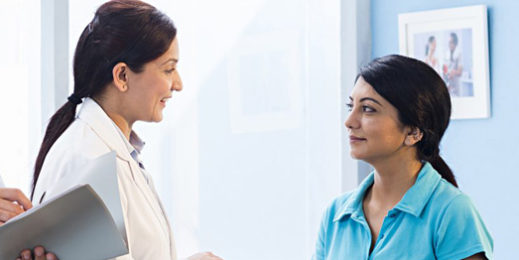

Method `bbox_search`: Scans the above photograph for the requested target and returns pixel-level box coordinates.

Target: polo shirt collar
[333,173,374,222]
[393,162,441,217]
[333,162,442,222]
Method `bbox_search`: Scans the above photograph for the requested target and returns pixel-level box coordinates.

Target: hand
[0,188,32,225]
[187,252,224,260]
[17,246,58,260]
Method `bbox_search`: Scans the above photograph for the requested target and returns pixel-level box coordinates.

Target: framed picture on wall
[398,5,490,120]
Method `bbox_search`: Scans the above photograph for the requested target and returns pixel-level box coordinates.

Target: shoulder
[35,119,112,198]
[55,119,112,157]
[430,181,493,259]
[421,177,488,235]
[433,182,482,228]
[428,179,469,216]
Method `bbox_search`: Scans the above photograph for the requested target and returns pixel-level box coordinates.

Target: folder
[0,152,128,259]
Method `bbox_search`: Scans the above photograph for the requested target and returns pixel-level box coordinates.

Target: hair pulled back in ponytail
[358,54,458,187]
[32,0,177,198]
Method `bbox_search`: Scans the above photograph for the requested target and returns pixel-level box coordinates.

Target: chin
[147,112,163,122]
[152,116,164,122]
[350,149,368,161]
[350,154,363,160]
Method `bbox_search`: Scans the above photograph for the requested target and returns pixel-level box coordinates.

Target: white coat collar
[77,97,134,163]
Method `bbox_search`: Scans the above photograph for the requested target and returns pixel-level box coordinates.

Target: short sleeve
[435,194,493,260]
[312,206,330,260]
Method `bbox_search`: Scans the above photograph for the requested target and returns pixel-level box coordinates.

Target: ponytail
[31,101,79,199]
[417,130,458,188]
[429,154,458,187]
[30,1,177,199]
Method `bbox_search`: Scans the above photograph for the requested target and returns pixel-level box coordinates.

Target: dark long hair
[358,54,458,187]
[32,0,177,198]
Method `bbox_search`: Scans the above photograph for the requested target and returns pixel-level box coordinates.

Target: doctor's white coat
[32,98,177,260]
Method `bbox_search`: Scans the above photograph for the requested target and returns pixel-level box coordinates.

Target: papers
[45,151,126,240]
[0,184,127,260]
[0,152,128,259]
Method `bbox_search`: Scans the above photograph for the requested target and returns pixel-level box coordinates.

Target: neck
[93,96,133,140]
[365,152,423,209]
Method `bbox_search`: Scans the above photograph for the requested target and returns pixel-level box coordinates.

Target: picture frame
[399,5,490,119]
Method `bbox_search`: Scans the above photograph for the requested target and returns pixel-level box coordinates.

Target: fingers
[33,246,58,260]
[17,246,57,260]
[0,188,32,210]
[0,208,18,222]
[0,197,25,215]
[19,249,32,260]
[34,246,45,260]
[46,252,58,260]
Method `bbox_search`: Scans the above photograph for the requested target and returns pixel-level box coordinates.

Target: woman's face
[345,77,409,163]
[124,37,182,123]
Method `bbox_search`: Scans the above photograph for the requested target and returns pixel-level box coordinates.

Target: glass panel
[0,0,41,194]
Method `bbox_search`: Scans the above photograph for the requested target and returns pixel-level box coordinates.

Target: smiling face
[124,37,182,123]
[345,77,412,164]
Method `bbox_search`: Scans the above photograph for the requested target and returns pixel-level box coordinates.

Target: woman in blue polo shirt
[313,55,493,260]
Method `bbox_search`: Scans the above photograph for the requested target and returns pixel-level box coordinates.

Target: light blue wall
[371,0,519,258]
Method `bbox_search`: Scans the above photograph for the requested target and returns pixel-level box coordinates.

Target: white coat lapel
[77,98,133,164]
[78,98,171,241]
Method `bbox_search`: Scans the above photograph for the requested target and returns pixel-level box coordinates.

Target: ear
[404,127,423,146]
[112,62,129,92]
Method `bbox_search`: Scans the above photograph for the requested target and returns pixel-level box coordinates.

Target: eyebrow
[161,58,178,65]
[348,96,383,106]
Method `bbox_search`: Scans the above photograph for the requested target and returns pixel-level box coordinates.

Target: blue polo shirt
[313,162,493,260]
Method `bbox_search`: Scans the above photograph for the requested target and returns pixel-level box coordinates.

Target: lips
[160,96,171,102]
[349,135,367,142]
[160,96,172,105]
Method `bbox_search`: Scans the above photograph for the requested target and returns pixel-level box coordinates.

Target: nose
[171,70,183,92]
[344,109,360,130]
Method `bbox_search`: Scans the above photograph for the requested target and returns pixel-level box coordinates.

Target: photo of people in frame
[413,28,473,97]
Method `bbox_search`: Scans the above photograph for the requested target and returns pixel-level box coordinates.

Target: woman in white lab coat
[18,1,222,260]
